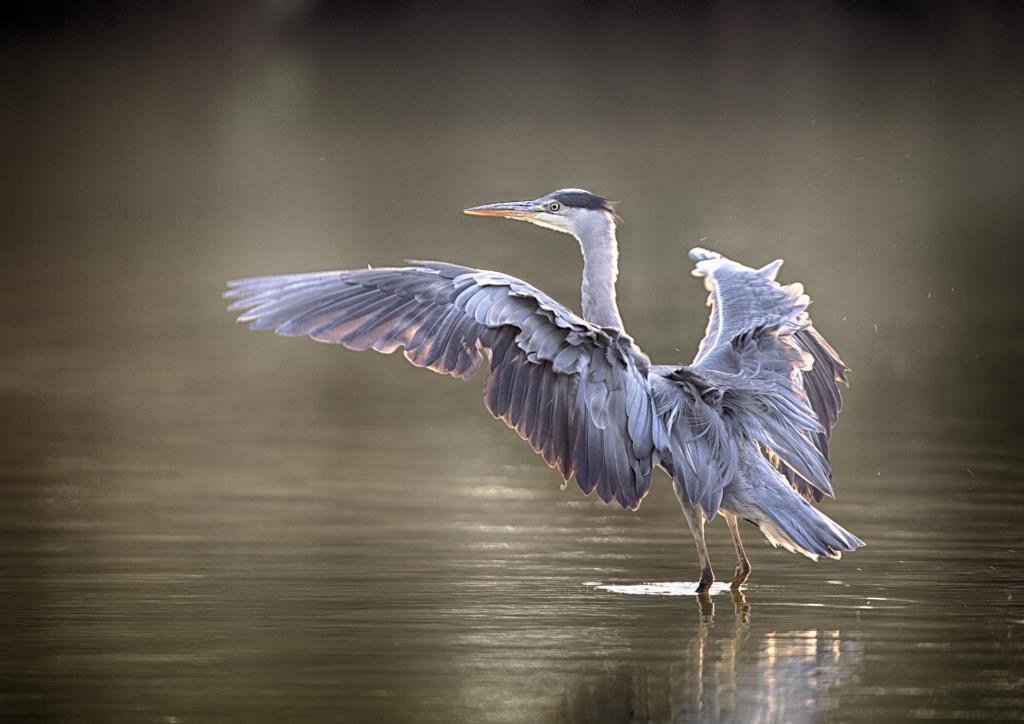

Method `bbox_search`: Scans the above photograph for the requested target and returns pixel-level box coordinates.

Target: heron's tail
[722,453,864,561]
[751,495,864,561]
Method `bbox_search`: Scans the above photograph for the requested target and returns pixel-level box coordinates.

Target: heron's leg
[673,480,714,594]
[722,511,751,589]
[682,503,714,594]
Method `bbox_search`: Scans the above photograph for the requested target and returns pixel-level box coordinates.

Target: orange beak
[463,200,541,220]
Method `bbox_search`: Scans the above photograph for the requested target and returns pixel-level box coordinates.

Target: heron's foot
[696,566,715,594]
[731,560,751,589]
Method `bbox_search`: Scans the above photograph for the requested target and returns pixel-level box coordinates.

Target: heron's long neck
[577,214,624,330]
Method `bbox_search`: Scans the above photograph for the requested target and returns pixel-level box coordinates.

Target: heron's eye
[548,201,561,212]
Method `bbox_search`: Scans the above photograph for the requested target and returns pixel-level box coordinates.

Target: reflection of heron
[674,608,863,723]
[550,591,863,723]
[226,188,863,591]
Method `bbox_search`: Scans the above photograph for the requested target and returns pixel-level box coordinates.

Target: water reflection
[548,590,864,723]
[681,592,862,723]
[738,628,861,724]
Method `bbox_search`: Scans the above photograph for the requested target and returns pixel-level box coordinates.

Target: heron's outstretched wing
[225,261,655,510]
[684,248,848,503]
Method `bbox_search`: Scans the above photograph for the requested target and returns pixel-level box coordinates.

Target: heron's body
[226,188,863,592]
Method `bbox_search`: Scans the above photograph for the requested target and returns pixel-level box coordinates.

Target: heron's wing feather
[225,262,655,510]
[688,247,809,368]
[685,248,848,501]
[794,326,848,440]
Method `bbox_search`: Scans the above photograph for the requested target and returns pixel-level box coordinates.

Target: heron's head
[463,188,618,238]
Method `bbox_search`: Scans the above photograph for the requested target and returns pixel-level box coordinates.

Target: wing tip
[688,247,721,263]
[758,259,784,280]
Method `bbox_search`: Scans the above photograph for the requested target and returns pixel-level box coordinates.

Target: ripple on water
[586,582,920,609]
[589,581,737,596]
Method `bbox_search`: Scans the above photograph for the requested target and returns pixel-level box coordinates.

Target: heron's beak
[463,200,542,220]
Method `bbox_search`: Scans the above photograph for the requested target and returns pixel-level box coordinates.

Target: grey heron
[225,188,863,592]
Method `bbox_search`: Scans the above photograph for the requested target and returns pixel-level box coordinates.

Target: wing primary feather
[340,298,421,349]
[422,310,464,368]
[572,375,593,493]
[440,316,477,374]
[495,352,519,418]
[373,303,438,352]
[507,358,531,430]
[552,374,575,480]
[531,368,555,455]
[306,295,398,340]
[588,415,609,501]
[519,363,543,441]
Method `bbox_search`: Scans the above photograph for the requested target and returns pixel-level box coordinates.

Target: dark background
[5,0,1024,395]
[2,2,1023,722]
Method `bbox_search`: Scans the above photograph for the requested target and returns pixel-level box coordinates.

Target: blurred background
[2,1,1023,722]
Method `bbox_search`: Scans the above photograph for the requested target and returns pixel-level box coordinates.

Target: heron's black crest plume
[552,190,620,220]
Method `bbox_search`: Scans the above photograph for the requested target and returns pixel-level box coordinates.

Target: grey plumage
[227,260,655,510]
[226,188,863,590]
